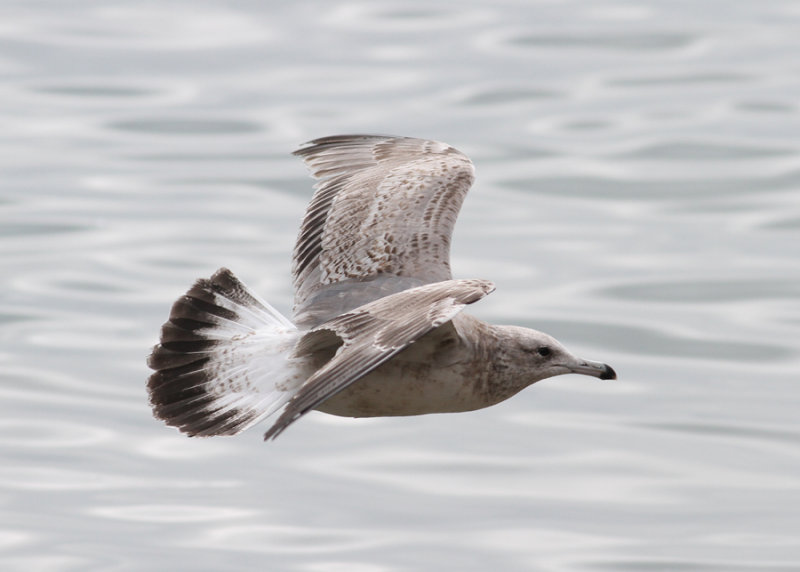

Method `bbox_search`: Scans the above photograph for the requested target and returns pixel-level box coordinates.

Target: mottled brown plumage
[291,135,475,323]
[147,135,616,441]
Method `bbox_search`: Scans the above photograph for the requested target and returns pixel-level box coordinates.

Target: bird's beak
[569,359,616,380]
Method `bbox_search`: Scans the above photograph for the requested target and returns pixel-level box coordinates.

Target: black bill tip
[600,363,617,380]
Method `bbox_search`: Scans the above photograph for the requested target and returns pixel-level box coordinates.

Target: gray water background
[1,1,799,570]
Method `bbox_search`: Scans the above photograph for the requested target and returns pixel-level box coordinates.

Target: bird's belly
[313,359,484,418]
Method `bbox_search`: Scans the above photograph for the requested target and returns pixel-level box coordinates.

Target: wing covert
[291,135,476,314]
[263,278,494,440]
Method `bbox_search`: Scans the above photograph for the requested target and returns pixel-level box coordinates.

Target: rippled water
[1,1,799,570]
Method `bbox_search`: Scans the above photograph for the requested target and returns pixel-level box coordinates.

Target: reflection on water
[109,118,263,135]
[1,0,799,570]
[33,85,158,98]
[89,505,257,523]
[602,278,800,303]
[505,31,697,52]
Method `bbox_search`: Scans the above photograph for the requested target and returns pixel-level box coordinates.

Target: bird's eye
[537,346,551,357]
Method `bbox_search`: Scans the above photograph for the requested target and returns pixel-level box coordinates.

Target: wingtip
[263,428,280,441]
[292,134,396,157]
[262,412,297,441]
[455,278,496,304]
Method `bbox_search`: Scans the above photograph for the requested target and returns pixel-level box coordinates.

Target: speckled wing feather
[291,135,476,312]
[263,278,495,440]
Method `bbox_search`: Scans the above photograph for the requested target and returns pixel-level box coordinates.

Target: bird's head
[491,324,616,385]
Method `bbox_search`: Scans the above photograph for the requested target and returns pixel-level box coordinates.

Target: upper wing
[263,278,494,440]
[291,135,476,313]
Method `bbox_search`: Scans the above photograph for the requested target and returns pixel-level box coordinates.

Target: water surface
[1,1,799,570]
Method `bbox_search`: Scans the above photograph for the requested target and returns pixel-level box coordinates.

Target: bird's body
[147,135,615,441]
[315,313,497,418]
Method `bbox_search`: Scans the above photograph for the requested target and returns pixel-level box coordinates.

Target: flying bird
[147,135,616,441]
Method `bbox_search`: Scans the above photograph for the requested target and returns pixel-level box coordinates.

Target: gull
[147,135,616,441]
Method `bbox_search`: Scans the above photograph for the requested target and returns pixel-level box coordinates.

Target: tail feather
[147,268,305,437]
